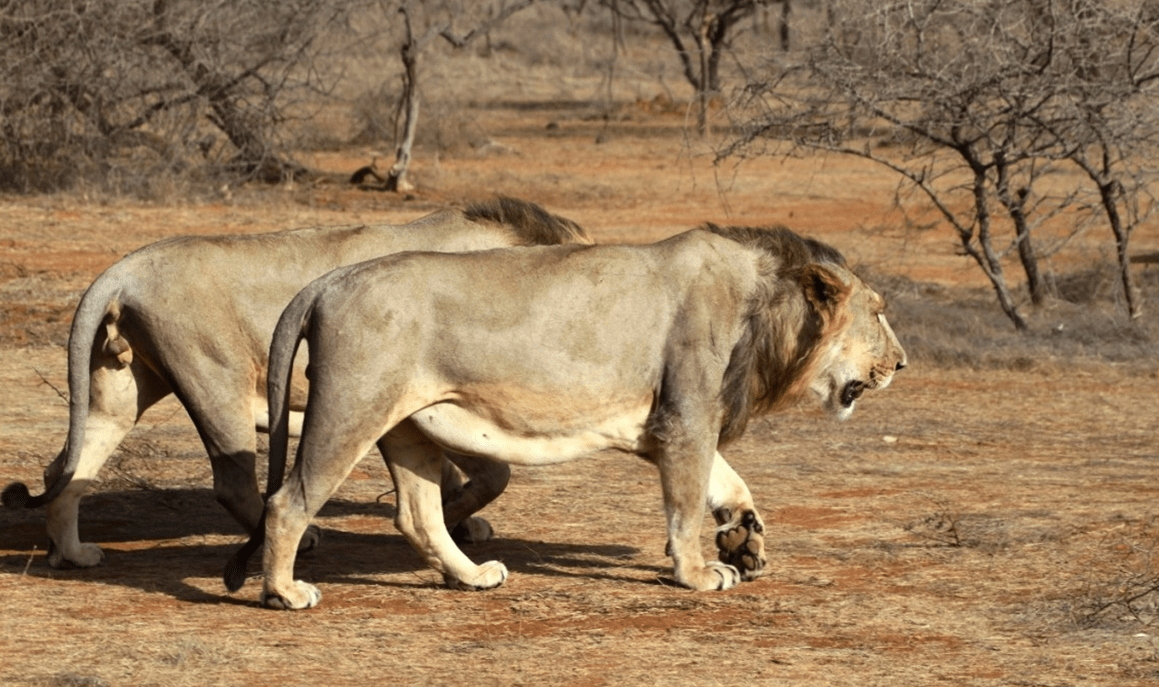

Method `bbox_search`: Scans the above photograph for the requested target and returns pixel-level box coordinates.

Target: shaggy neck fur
[705,223,849,445]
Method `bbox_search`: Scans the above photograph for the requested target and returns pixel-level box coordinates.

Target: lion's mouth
[840,380,866,408]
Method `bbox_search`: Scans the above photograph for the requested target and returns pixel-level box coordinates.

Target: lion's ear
[800,263,851,313]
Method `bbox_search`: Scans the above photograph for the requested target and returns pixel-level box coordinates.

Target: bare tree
[726,0,1159,328]
[603,0,771,136]
[383,0,534,193]
[0,0,348,191]
[1065,138,1154,320]
[1023,0,1159,320]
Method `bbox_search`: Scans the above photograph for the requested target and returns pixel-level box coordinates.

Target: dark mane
[703,223,849,445]
[463,196,591,247]
[701,222,846,269]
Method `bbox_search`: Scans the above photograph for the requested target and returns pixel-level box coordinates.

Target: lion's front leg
[707,451,766,581]
[656,441,741,592]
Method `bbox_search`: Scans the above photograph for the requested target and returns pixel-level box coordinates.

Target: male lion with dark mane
[225,223,906,609]
[2,197,593,568]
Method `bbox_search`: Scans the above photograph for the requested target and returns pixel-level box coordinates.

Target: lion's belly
[408,400,653,465]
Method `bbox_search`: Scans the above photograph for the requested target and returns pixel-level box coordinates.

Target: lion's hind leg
[44,356,170,568]
[707,451,766,581]
[382,422,508,591]
[261,484,325,610]
[442,452,510,544]
[260,423,385,610]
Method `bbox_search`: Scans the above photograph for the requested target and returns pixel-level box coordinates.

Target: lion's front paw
[261,580,322,610]
[715,509,766,581]
[47,541,106,569]
[445,560,508,591]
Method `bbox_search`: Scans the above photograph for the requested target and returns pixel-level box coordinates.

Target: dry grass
[867,266,1159,373]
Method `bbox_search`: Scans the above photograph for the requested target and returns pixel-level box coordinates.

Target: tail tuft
[223,512,266,593]
[222,550,251,593]
[2,482,31,509]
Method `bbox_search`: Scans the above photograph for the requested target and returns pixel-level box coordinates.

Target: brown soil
[2,104,1159,687]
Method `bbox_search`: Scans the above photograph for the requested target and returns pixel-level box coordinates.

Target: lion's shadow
[0,487,656,604]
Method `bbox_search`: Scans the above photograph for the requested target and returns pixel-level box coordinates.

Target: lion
[1,197,593,568]
[224,223,907,609]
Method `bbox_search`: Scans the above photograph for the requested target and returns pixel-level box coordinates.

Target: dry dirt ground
[2,105,1159,687]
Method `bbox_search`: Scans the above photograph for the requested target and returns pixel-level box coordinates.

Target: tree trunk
[969,164,1029,330]
[696,13,712,138]
[994,153,1045,306]
[979,242,1029,330]
[386,37,419,194]
[779,0,791,52]
[1068,152,1144,320]
[1098,180,1143,319]
[208,100,268,166]
[1012,210,1044,307]
[384,0,533,193]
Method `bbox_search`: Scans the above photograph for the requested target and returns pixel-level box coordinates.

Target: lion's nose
[895,360,906,371]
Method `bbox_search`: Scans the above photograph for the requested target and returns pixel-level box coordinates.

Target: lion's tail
[264,282,319,498]
[2,275,124,511]
[223,277,319,593]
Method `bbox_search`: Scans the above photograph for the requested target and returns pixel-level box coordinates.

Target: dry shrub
[1070,518,1159,629]
[350,84,400,148]
[902,493,965,548]
[0,0,347,195]
[895,492,1013,553]
[864,265,1159,372]
[40,676,109,687]
[348,85,492,160]
[1052,261,1159,311]
[411,100,492,156]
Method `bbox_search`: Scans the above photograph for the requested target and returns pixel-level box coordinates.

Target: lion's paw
[679,561,741,591]
[47,541,106,569]
[714,509,766,581]
[297,525,323,553]
[261,581,322,610]
[450,516,494,545]
[446,560,508,591]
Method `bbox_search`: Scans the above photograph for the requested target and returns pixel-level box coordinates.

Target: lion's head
[706,224,906,441]
[800,261,906,420]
